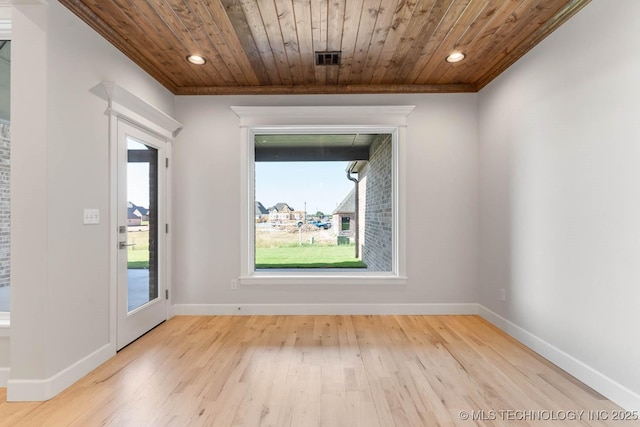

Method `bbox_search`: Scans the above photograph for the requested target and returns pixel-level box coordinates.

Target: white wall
[9,1,173,398]
[479,0,640,409]
[173,94,479,310]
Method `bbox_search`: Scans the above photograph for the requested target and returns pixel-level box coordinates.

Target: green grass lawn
[127,230,149,269]
[256,244,367,269]
[126,229,366,269]
[127,247,149,269]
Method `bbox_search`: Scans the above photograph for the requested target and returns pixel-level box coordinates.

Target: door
[117,121,167,350]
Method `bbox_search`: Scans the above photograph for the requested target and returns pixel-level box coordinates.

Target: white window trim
[233,105,414,286]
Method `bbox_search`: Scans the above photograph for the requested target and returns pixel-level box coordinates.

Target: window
[255,159,366,269]
[234,105,412,285]
[254,134,392,271]
[0,39,10,320]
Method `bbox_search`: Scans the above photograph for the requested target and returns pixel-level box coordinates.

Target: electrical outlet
[500,288,507,302]
[231,279,238,290]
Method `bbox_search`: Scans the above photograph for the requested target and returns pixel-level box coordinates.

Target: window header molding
[231,105,415,128]
[92,81,183,141]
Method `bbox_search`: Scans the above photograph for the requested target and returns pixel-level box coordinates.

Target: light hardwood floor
[0,315,631,426]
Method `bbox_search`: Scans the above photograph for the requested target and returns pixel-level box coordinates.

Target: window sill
[239,273,408,286]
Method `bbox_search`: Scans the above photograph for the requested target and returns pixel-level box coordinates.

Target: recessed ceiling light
[186,55,206,65]
[446,52,466,63]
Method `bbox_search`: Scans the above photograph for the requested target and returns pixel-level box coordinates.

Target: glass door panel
[116,120,166,350]
[126,138,158,312]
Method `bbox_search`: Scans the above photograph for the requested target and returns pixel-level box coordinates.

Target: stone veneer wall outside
[360,134,392,271]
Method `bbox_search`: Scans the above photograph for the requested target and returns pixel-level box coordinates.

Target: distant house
[268,202,295,223]
[127,202,149,226]
[255,201,269,221]
[292,210,305,221]
[127,207,142,226]
[333,188,356,239]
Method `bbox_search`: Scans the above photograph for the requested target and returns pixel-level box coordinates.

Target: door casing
[114,118,170,350]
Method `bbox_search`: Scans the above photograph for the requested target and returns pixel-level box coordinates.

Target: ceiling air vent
[315,51,341,66]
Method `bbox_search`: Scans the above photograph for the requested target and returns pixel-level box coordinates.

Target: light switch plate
[83,208,100,225]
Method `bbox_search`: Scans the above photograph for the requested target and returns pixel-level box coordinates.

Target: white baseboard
[172,303,479,316]
[479,305,640,412]
[0,367,9,388]
[7,343,115,401]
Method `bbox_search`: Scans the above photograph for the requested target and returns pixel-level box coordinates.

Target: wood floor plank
[0,315,632,427]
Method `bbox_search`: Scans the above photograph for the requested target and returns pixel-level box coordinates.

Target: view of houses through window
[0,40,10,313]
[254,133,393,271]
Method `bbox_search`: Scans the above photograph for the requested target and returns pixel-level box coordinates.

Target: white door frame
[101,82,182,353]
[116,120,167,349]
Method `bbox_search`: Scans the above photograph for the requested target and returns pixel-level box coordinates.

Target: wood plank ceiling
[59,0,590,95]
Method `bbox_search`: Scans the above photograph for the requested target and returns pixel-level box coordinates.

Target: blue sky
[127,163,150,208]
[128,160,355,216]
[127,138,151,208]
[255,161,354,215]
